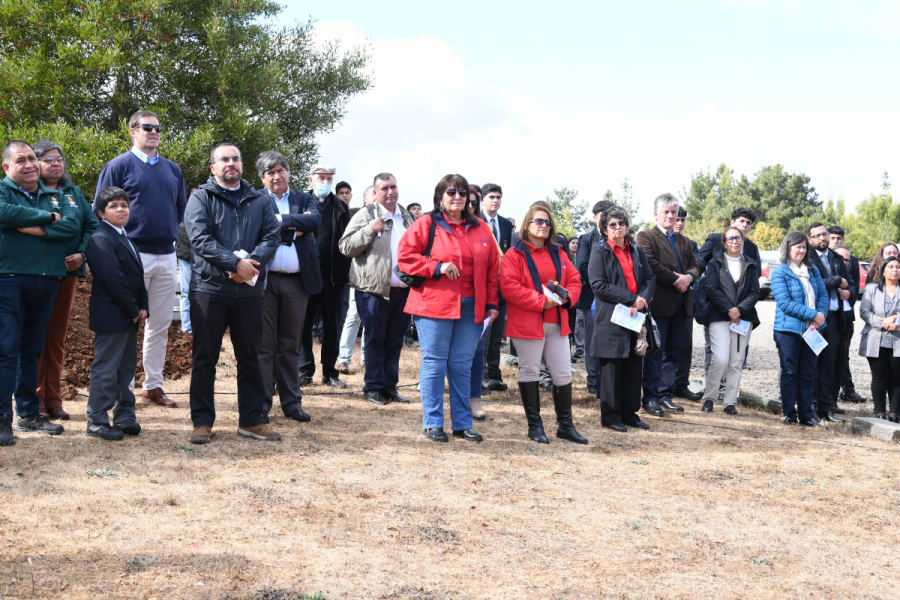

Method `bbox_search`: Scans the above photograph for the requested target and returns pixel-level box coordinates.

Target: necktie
[491,218,498,241]
[121,231,136,256]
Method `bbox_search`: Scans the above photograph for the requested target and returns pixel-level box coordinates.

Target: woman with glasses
[859,256,900,421]
[500,206,584,443]
[699,226,761,415]
[588,206,655,431]
[771,231,829,426]
[398,175,499,443]
[866,242,900,284]
[32,140,98,420]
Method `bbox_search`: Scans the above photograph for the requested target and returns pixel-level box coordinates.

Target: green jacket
[0,177,79,277]
[57,179,97,277]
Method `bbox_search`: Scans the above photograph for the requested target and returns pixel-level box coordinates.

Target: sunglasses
[446,189,468,198]
[607,221,626,229]
[216,156,242,164]
[40,157,65,164]
[531,218,552,227]
[469,200,479,206]
[138,124,162,132]
[726,236,743,242]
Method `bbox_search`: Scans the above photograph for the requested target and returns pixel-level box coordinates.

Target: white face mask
[315,183,332,198]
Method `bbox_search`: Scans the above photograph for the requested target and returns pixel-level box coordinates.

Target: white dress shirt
[104,220,137,255]
[269,188,300,273]
[382,204,408,288]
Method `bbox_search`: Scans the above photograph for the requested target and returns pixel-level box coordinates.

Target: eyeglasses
[531,218,552,227]
[885,250,900,258]
[40,157,65,164]
[842,258,851,264]
[216,156,242,164]
[726,236,743,243]
[138,124,162,133]
[446,189,468,198]
[810,233,828,239]
[607,221,627,229]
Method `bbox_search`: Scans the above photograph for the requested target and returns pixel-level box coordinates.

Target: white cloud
[313,22,900,227]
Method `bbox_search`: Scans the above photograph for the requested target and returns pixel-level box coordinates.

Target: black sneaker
[86,423,125,441]
[113,421,142,436]
[15,414,64,435]
[0,414,15,446]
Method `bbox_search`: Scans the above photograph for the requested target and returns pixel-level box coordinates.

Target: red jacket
[501,241,582,339]
[398,213,499,322]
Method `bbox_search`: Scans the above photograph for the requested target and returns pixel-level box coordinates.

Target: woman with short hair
[771,231,829,426]
[501,207,584,443]
[398,175,499,442]
[33,140,97,420]
[858,256,900,421]
[700,226,760,415]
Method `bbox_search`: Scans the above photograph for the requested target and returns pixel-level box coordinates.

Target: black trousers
[597,343,643,427]
[813,311,844,414]
[841,323,857,393]
[300,267,344,380]
[356,287,411,393]
[484,302,507,381]
[189,291,266,428]
[674,317,693,389]
[867,347,900,414]
[259,273,309,416]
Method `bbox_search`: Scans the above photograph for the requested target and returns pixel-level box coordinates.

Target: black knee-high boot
[553,383,588,444]
[519,381,548,443]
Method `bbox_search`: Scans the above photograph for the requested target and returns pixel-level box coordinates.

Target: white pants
[140,252,177,391]
[702,321,751,407]
[512,323,572,386]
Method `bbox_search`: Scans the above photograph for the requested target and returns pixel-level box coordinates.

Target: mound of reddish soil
[61,274,193,395]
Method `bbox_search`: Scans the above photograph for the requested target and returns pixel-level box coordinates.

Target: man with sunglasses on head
[96,110,186,410]
[480,183,513,392]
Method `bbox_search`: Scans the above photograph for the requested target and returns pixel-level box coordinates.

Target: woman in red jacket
[397,174,499,443]
[501,206,584,444]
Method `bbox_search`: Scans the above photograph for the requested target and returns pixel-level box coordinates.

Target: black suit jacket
[271,189,324,295]
[481,213,512,253]
[810,248,857,330]
[697,233,760,273]
[85,221,149,333]
[575,228,603,309]
[847,255,860,312]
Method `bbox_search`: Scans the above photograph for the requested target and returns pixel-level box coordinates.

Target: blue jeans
[415,297,481,431]
[774,330,818,421]
[0,275,60,417]
[178,259,192,333]
[641,309,687,404]
[469,327,489,399]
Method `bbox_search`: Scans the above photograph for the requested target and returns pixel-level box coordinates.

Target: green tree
[602,177,644,229]
[841,174,898,260]
[680,164,751,242]
[547,187,590,238]
[748,165,820,232]
[0,0,370,193]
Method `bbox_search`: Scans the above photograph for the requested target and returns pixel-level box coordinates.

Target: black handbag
[635,309,661,356]
[393,215,437,288]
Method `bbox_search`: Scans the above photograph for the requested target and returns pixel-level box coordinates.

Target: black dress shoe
[452,429,483,442]
[701,400,714,412]
[383,388,410,403]
[86,423,125,441]
[840,390,866,403]
[890,414,900,423]
[784,412,799,425]
[800,419,826,428]
[832,405,846,415]
[586,385,597,395]
[818,411,845,423]
[260,412,270,424]
[483,379,508,392]
[573,350,584,359]
[603,422,627,432]
[323,377,347,388]
[298,374,312,386]
[875,414,887,420]
[643,400,664,417]
[724,405,738,416]
[286,407,311,422]
[364,390,388,406]
[113,421,141,435]
[624,419,649,430]
[424,428,448,442]
[674,386,701,401]
[659,398,684,412]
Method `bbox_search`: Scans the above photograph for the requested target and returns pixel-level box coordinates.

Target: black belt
[270,271,300,277]
[391,286,409,290]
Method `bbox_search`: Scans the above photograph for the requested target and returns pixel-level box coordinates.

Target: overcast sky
[281,0,900,224]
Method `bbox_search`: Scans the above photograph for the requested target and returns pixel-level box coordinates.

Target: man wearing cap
[299,164,351,388]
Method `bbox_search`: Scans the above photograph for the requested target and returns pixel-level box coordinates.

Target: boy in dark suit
[84,187,149,441]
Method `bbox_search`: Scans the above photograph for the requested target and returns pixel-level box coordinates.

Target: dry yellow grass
[1,337,899,599]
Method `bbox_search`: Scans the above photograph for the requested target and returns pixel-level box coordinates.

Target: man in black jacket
[256,151,322,424]
[185,143,281,444]
[673,207,704,401]
[575,200,613,394]
[480,183,513,391]
[808,222,855,423]
[830,225,866,403]
[299,164,351,388]
[696,207,760,271]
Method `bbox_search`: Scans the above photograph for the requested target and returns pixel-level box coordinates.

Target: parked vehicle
[757,250,780,300]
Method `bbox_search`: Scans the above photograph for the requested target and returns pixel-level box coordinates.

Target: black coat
[704,252,761,327]
[588,239,656,359]
[575,228,602,310]
[697,233,760,273]
[85,221,149,333]
[270,189,324,295]
[309,190,351,286]
[185,178,280,298]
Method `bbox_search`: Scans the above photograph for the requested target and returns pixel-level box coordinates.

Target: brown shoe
[237,423,282,441]
[190,425,212,444]
[47,407,70,420]
[142,388,178,408]
[336,361,350,373]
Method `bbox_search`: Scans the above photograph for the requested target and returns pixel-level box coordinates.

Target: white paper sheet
[729,320,751,336]
[610,303,645,333]
[802,325,828,356]
[542,284,563,305]
[481,315,492,339]
[226,250,258,286]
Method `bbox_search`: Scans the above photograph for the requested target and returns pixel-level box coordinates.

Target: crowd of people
[0,109,895,446]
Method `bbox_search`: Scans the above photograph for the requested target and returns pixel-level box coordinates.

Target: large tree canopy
[0,0,370,193]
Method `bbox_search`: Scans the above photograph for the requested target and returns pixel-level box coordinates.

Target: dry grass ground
[1,336,899,599]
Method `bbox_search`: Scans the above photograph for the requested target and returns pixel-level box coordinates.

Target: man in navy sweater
[96,110,186,409]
